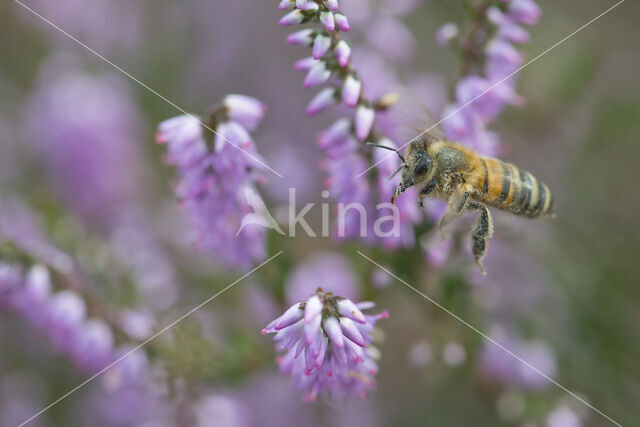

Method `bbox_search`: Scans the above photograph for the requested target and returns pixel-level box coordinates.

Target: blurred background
[1,0,639,426]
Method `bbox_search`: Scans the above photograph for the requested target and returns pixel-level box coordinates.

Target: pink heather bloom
[25,60,145,229]
[487,7,530,44]
[479,326,557,390]
[334,40,351,67]
[355,105,375,140]
[223,95,267,132]
[312,34,332,59]
[0,263,125,375]
[435,23,459,46]
[262,289,388,401]
[300,2,319,11]
[486,39,524,68]
[279,10,304,26]
[304,61,331,87]
[278,0,295,11]
[342,75,361,107]
[334,13,350,31]
[293,56,317,72]
[157,97,268,270]
[320,11,335,31]
[508,0,541,26]
[326,0,339,12]
[215,120,253,152]
[366,16,415,62]
[306,87,337,116]
[439,0,539,158]
[285,29,315,46]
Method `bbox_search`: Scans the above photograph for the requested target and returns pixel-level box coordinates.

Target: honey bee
[369,132,554,274]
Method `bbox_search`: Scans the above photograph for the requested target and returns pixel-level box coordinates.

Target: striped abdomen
[476,157,553,218]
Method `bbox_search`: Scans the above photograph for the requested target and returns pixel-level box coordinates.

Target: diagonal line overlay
[13,0,283,178]
[18,251,284,427]
[357,0,626,177]
[357,251,623,427]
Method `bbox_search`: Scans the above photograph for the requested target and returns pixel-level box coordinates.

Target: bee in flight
[369,132,554,274]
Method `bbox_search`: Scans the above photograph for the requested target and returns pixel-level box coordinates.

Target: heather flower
[156,94,269,270]
[306,87,337,116]
[25,56,145,229]
[438,0,540,156]
[354,105,375,140]
[546,406,583,427]
[0,261,125,375]
[21,0,142,53]
[479,326,557,390]
[223,94,267,132]
[508,0,542,26]
[341,0,420,62]
[436,23,459,47]
[262,289,388,401]
[277,2,419,245]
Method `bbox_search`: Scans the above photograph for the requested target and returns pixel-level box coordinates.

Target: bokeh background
[1,0,639,426]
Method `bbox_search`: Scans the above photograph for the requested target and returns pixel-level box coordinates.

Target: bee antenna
[366,142,406,163]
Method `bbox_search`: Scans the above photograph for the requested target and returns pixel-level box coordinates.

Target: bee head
[391,141,434,204]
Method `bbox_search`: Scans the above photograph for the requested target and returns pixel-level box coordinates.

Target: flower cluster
[0,263,118,373]
[262,289,388,401]
[438,0,541,156]
[156,95,268,270]
[278,0,420,248]
[25,57,144,229]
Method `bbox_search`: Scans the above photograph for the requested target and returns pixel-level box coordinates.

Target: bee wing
[418,128,444,145]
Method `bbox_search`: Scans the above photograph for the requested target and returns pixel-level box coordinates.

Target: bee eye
[414,158,431,175]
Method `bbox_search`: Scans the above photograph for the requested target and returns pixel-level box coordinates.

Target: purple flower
[487,7,530,44]
[354,105,375,140]
[286,28,314,46]
[262,289,388,401]
[25,57,145,229]
[435,23,459,46]
[293,56,318,72]
[326,0,339,12]
[276,0,418,248]
[335,40,351,67]
[279,9,305,26]
[304,61,331,87]
[224,94,267,132]
[157,96,269,270]
[438,1,540,159]
[365,16,415,62]
[334,13,350,31]
[22,0,142,53]
[0,261,129,376]
[508,0,542,26]
[306,87,337,116]
[320,11,335,31]
[312,34,332,59]
[479,326,557,390]
[342,75,361,107]
[278,0,295,11]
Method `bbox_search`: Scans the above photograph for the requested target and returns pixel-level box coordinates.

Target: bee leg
[467,202,494,275]
[438,188,470,239]
[418,179,437,208]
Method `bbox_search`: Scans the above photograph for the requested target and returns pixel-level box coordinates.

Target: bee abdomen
[477,158,553,218]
